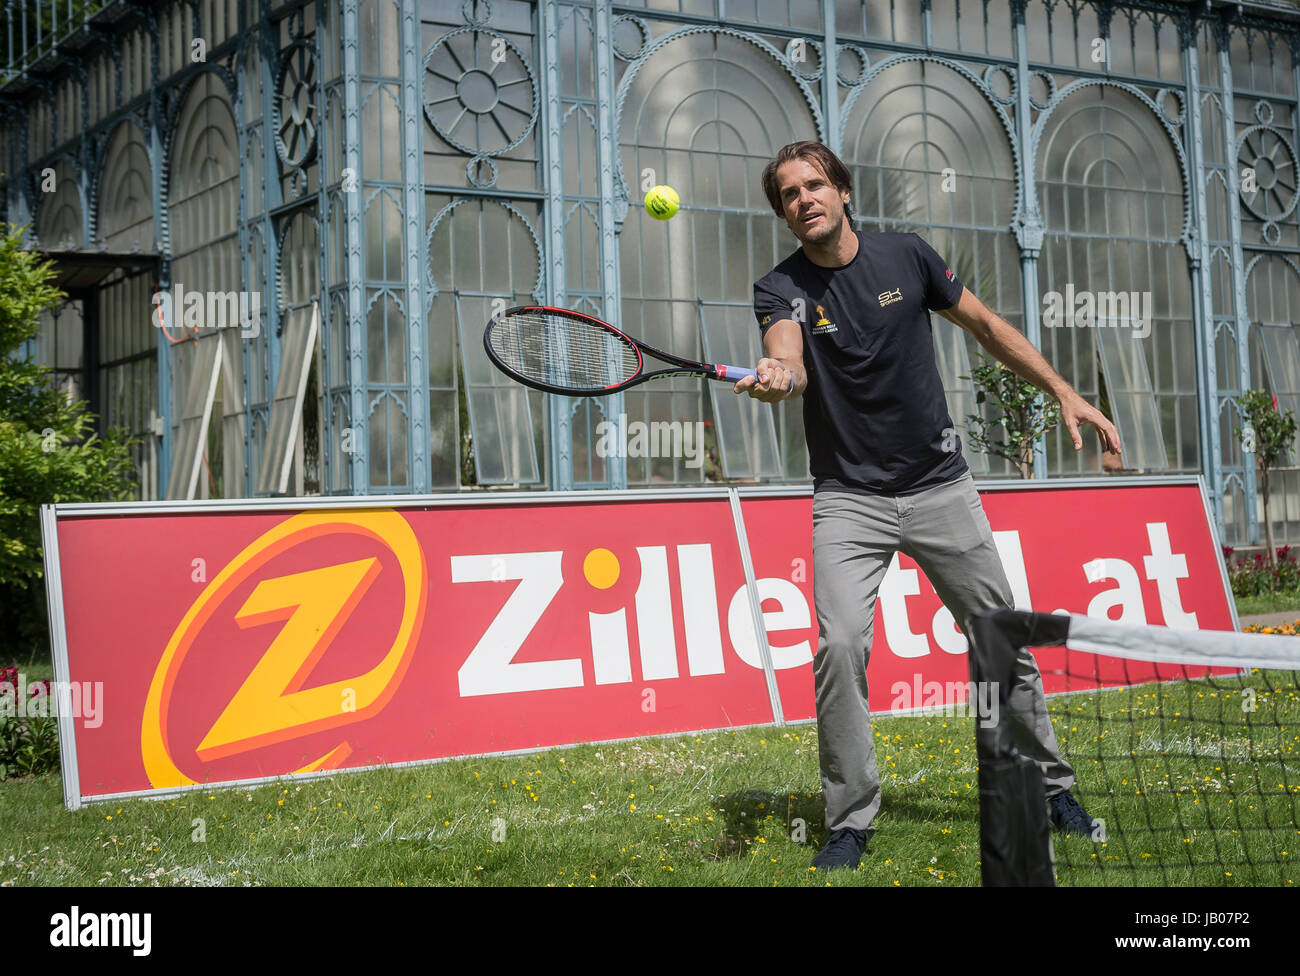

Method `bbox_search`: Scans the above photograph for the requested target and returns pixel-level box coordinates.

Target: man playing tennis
[736,141,1123,871]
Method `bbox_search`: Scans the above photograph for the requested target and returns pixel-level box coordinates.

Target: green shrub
[0,669,59,780]
[0,221,137,662]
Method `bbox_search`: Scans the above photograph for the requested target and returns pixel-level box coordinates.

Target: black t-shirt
[754,230,969,495]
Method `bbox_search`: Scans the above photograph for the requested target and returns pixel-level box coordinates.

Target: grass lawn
[1,668,1295,887]
[1234,588,1300,617]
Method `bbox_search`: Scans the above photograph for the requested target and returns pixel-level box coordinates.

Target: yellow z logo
[141,511,427,787]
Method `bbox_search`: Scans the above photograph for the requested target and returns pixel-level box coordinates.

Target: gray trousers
[812,472,1075,833]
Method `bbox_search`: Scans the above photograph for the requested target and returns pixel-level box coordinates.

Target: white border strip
[273,302,320,495]
[40,504,82,810]
[659,475,1205,501]
[728,487,785,726]
[1067,613,1299,670]
[47,485,736,516]
[45,474,1205,517]
[183,336,224,500]
[972,475,1204,491]
[74,719,785,807]
[1195,474,1241,633]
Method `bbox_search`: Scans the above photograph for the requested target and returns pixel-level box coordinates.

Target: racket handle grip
[714,364,794,392]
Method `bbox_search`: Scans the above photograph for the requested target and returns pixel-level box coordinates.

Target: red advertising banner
[42,479,1235,808]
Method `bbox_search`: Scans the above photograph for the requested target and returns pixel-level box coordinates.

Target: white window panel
[699,303,782,480]
[257,302,320,496]
[457,294,540,485]
[1096,327,1168,471]
[932,323,989,474]
[165,333,224,500]
[1257,323,1300,464]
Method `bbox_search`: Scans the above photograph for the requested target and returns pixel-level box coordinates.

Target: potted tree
[1235,389,1297,570]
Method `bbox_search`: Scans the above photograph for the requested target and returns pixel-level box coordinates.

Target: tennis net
[966,609,1299,887]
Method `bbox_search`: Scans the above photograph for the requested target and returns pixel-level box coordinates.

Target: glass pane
[367,291,389,383]
[457,294,539,484]
[1258,323,1300,457]
[1097,328,1169,470]
[932,323,988,473]
[699,304,780,479]
[931,0,959,51]
[386,293,407,384]
[429,389,459,488]
[165,334,223,499]
[983,0,1011,57]
[257,304,319,495]
[1025,0,1051,63]
[100,122,155,251]
[280,213,320,306]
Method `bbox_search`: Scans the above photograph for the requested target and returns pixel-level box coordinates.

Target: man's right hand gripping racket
[483,304,792,397]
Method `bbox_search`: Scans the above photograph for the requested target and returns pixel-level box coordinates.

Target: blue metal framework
[2,0,1299,547]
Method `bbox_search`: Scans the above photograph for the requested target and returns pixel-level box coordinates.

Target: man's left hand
[1059,392,1122,457]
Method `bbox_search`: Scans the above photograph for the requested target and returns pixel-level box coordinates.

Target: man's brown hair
[761,141,854,219]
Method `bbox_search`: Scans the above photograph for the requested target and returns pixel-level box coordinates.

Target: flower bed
[1223,544,1300,597]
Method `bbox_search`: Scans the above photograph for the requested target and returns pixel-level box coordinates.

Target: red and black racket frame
[484,304,761,397]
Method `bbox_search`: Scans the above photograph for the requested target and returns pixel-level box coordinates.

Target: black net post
[967,608,1066,887]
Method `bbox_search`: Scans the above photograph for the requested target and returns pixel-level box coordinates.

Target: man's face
[775,158,851,245]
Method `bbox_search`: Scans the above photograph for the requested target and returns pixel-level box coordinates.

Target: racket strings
[490,311,640,390]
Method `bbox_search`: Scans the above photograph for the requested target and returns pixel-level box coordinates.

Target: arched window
[1037,84,1192,476]
[34,159,83,250]
[843,57,1019,476]
[98,121,155,253]
[426,197,544,487]
[619,30,818,484]
[165,71,240,499]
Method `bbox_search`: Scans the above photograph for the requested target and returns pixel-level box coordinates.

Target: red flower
[1273,395,1279,411]
[26,680,50,698]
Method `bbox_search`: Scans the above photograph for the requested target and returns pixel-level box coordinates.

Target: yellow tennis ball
[644,185,680,220]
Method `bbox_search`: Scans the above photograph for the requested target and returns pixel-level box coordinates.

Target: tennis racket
[483,304,791,397]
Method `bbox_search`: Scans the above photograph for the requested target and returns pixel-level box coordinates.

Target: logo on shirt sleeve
[760,314,772,327]
[877,288,903,307]
[945,268,954,281]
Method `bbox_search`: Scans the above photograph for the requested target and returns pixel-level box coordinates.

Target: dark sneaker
[1049,790,1099,838]
[811,828,867,870]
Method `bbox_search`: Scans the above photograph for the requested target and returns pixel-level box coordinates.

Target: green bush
[0,669,59,780]
[0,221,137,662]
[0,716,59,781]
